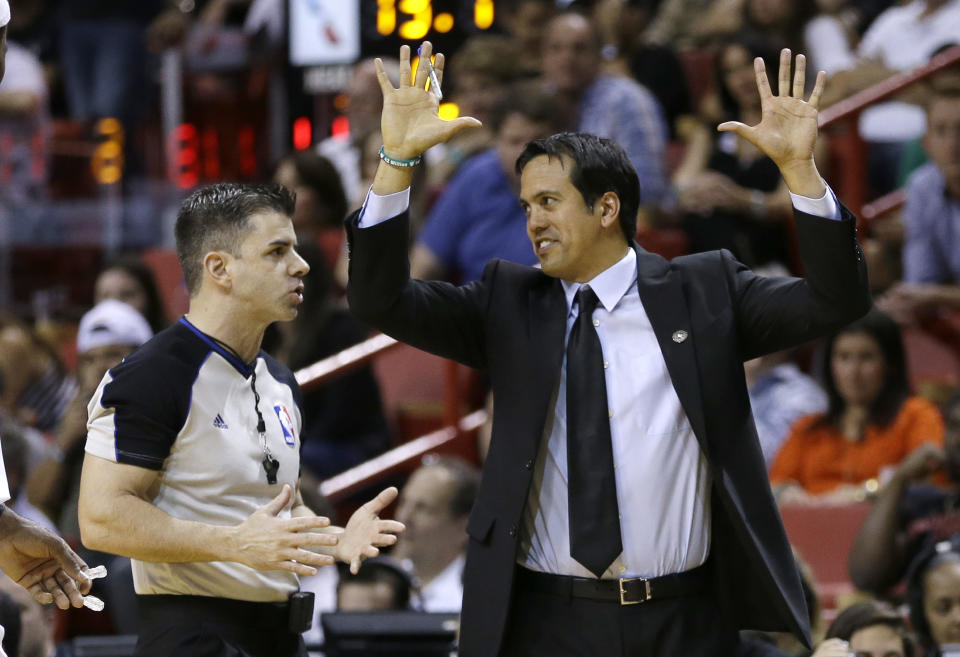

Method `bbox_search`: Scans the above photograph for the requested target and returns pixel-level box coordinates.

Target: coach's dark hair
[175,183,296,295]
[516,133,640,244]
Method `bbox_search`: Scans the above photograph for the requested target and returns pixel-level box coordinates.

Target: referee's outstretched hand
[338,487,406,575]
[231,484,338,577]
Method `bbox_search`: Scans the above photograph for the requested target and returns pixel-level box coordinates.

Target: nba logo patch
[273,403,296,446]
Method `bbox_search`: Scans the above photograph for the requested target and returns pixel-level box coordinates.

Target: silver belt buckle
[618,577,651,605]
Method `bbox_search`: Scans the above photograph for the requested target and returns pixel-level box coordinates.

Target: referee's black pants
[133,594,307,657]
[499,565,740,657]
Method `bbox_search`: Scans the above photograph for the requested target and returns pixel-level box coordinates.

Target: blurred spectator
[745,350,828,468]
[0,573,54,657]
[392,457,479,613]
[811,599,914,657]
[849,391,960,594]
[497,0,556,71]
[540,11,669,209]
[427,35,525,187]
[771,309,945,503]
[628,44,695,140]
[273,150,349,270]
[59,1,165,127]
[0,426,55,533]
[823,0,960,195]
[94,255,168,333]
[907,535,960,656]
[0,316,75,434]
[674,34,797,268]
[880,87,960,325]
[642,0,721,49]
[336,557,413,612]
[803,0,860,76]
[411,85,562,283]
[741,0,814,55]
[0,29,48,205]
[25,299,152,543]
[262,245,391,480]
[318,58,399,208]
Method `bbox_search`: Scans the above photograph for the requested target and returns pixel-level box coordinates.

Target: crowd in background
[1,0,960,655]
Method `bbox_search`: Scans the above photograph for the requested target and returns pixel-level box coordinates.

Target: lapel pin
[672,330,688,343]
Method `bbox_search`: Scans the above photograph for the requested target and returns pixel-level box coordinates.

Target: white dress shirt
[520,249,711,579]
[358,182,841,580]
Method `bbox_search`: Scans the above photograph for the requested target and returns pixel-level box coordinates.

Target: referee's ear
[202,251,233,293]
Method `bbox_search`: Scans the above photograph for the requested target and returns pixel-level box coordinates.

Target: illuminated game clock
[290,0,498,66]
[370,0,495,43]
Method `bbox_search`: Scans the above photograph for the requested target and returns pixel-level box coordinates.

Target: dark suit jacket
[346,205,870,657]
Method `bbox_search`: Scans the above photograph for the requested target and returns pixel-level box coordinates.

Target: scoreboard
[291,0,498,65]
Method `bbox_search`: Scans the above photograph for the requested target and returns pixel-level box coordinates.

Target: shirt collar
[562,248,637,315]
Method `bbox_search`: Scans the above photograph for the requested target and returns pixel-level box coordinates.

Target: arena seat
[140,247,190,320]
[372,343,451,442]
[780,502,871,611]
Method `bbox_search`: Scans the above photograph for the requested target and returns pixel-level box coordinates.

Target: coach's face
[520,154,621,282]
[229,211,309,323]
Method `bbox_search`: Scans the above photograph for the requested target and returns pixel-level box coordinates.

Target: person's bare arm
[78,454,337,577]
[0,505,92,609]
[848,443,946,592]
[671,117,712,190]
[26,393,90,517]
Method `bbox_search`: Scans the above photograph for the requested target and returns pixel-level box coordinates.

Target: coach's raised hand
[373,41,481,195]
[718,48,827,198]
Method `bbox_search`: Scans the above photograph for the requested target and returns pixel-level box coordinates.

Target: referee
[78,184,404,657]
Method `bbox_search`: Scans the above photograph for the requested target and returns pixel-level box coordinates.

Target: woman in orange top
[770,309,944,504]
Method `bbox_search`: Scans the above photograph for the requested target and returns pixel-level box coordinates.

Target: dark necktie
[566,285,622,577]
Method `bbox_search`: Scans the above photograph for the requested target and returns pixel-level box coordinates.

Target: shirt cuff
[357,187,411,228]
[789,185,841,220]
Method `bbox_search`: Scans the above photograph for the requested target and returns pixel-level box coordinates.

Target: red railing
[820,45,960,220]
[296,333,479,501]
[319,409,487,503]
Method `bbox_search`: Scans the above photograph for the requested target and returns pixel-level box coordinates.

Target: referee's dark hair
[516,133,640,245]
[175,183,296,295]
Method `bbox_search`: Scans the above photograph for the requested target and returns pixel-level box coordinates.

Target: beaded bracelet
[379,146,422,168]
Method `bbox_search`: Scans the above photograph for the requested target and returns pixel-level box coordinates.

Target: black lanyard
[210,336,279,485]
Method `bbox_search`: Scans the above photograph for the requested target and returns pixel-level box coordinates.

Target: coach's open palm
[337,486,406,574]
[377,41,481,160]
[718,49,827,196]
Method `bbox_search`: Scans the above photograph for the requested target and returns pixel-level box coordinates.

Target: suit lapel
[526,277,567,435]
[633,245,710,455]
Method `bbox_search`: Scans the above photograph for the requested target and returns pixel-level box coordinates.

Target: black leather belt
[515,561,712,605]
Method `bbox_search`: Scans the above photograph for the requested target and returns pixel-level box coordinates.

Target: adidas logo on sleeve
[213,414,229,429]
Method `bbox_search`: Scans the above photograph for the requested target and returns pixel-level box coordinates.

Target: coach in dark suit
[347,42,870,657]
